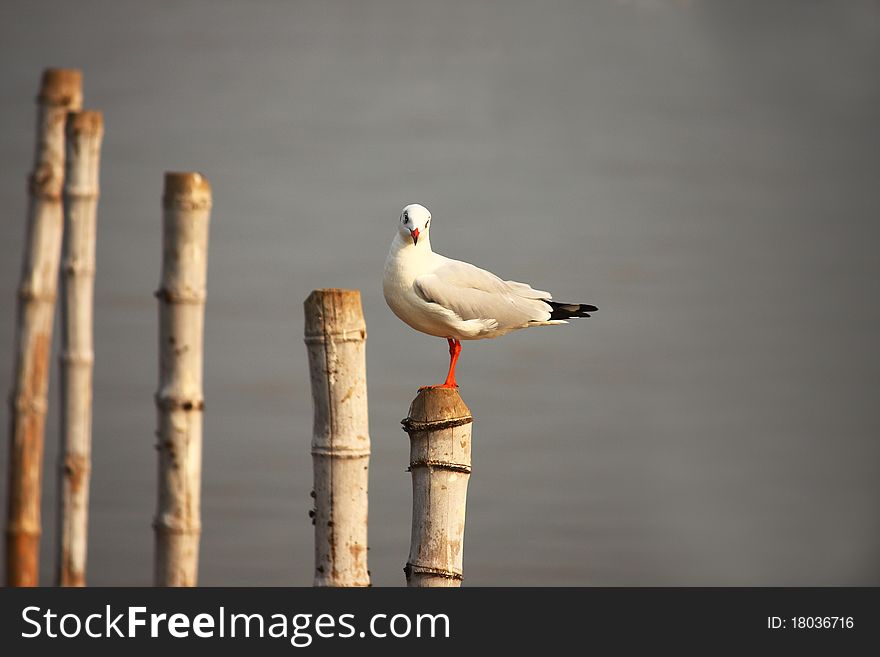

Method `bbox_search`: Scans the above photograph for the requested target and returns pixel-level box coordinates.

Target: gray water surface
[1,0,879,585]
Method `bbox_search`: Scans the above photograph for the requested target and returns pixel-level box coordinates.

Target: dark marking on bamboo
[401,415,473,433]
[154,287,206,304]
[154,393,205,412]
[60,453,91,496]
[16,285,56,303]
[404,563,464,581]
[61,260,96,276]
[27,176,63,200]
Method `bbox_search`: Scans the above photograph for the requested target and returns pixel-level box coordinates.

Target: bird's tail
[546,301,597,320]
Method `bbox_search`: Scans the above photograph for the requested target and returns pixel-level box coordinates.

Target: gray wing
[413,260,554,329]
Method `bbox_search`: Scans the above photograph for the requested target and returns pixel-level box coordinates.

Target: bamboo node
[162,197,212,211]
[154,287,206,304]
[59,454,91,495]
[8,393,48,415]
[17,283,56,303]
[28,168,63,200]
[401,415,473,433]
[61,260,96,277]
[154,393,205,412]
[152,518,202,535]
[407,459,472,474]
[310,447,371,459]
[59,351,94,366]
[303,329,367,345]
[5,525,42,538]
[64,188,100,201]
[404,563,463,581]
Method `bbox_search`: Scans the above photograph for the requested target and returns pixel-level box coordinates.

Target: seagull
[383,203,597,389]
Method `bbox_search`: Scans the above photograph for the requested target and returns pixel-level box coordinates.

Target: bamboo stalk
[304,289,370,587]
[153,172,211,587]
[56,110,104,587]
[402,388,473,587]
[6,68,83,587]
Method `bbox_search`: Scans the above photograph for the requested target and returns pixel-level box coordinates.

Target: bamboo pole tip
[66,110,104,136]
[38,68,83,108]
[305,288,362,307]
[304,289,366,336]
[163,171,212,209]
[407,387,472,425]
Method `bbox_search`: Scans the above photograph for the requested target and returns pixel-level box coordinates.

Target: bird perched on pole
[383,203,597,389]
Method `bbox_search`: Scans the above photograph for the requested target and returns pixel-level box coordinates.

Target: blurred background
[1,0,878,585]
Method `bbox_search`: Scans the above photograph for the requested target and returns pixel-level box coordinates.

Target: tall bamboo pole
[304,289,370,587]
[6,68,83,587]
[402,388,472,587]
[56,110,104,587]
[153,172,211,587]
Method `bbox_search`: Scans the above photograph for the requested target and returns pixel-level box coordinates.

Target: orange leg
[420,338,461,390]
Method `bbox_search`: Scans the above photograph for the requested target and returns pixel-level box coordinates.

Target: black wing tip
[546,301,598,320]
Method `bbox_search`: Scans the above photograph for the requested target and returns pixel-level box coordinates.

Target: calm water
[1,0,879,585]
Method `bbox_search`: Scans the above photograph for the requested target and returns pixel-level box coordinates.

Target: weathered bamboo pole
[153,172,211,587]
[55,110,104,587]
[304,289,370,587]
[402,388,472,587]
[6,68,83,587]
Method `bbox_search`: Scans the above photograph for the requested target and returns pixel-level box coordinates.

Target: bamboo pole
[56,110,104,587]
[304,289,370,587]
[402,388,473,587]
[153,172,211,587]
[6,68,83,587]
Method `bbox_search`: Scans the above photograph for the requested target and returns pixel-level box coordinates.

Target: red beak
[410,228,419,245]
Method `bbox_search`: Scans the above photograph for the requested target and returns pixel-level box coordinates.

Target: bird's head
[399,203,431,247]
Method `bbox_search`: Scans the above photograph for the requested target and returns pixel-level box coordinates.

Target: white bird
[383,203,597,388]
